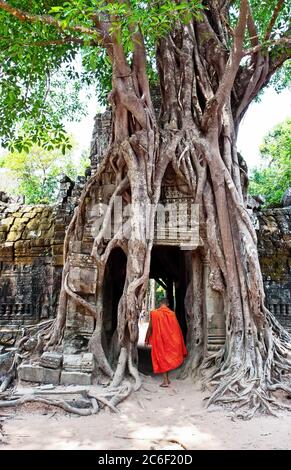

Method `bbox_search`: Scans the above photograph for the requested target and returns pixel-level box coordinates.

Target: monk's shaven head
[159,297,169,307]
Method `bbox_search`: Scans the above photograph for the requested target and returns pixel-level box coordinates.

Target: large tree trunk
[44,7,291,417]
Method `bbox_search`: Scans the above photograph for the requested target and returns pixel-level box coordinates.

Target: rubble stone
[40,352,63,369]
[18,364,60,384]
[60,371,91,386]
[62,353,94,372]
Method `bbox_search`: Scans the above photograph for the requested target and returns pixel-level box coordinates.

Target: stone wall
[257,207,291,330]
[0,202,59,326]
[89,110,112,173]
[0,175,85,331]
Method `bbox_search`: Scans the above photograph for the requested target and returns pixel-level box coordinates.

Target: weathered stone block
[66,310,95,334]
[60,371,91,386]
[0,217,14,228]
[35,366,60,384]
[20,206,33,214]
[66,299,95,334]
[63,353,94,372]
[6,231,22,242]
[13,217,29,230]
[63,330,90,354]
[52,244,63,255]
[33,238,45,247]
[0,242,14,261]
[54,231,65,242]
[44,238,52,247]
[81,353,94,372]
[40,352,63,369]
[63,354,81,370]
[68,266,97,294]
[70,253,95,269]
[26,219,39,230]
[54,223,65,231]
[52,255,64,266]
[18,364,60,384]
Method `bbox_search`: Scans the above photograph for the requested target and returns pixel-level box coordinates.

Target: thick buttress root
[199,313,291,419]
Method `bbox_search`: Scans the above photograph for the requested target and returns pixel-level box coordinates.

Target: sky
[237,88,291,169]
[66,87,291,170]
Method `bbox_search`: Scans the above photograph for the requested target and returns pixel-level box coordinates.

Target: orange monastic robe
[149,305,187,374]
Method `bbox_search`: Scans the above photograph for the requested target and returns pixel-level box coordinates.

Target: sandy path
[1,373,291,450]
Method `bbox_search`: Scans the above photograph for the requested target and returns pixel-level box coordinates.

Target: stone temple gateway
[0,111,290,385]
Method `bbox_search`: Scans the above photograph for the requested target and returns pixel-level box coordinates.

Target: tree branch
[202,0,249,127]
[243,36,291,56]
[27,38,85,47]
[234,35,290,121]
[0,35,85,47]
[131,27,155,117]
[265,0,285,40]
[247,2,259,47]
[91,15,114,60]
[268,46,291,78]
[0,1,98,38]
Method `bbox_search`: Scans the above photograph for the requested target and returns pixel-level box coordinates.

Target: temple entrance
[102,245,193,374]
[149,245,191,338]
[138,245,193,375]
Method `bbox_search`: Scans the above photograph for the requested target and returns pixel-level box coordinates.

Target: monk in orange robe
[145,297,187,387]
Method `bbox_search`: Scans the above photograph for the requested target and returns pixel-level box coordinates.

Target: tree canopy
[249,118,291,207]
[0,0,290,152]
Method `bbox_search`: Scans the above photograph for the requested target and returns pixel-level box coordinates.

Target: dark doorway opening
[102,247,127,352]
[138,245,192,375]
[102,245,192,374]
[150,245,190,338]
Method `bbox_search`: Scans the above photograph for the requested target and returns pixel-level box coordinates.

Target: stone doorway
[102,244,194,375]
[138,244,193,375]
[149,245,192,339]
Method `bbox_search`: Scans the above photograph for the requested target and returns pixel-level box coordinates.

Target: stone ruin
[0,111,290,386]
[256,205,291,329]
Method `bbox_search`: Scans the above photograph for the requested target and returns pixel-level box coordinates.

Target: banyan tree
[0,0,291,417]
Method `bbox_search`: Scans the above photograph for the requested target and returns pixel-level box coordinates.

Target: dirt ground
[1,368,291,451]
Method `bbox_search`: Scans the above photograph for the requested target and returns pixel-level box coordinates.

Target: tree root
[200,323,291,419]
[0,375,13,394]
[0,379,136,416]
[0,394,100,416]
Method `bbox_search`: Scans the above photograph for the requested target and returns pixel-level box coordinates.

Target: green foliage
[0,138,90,204]
[155,284,166,306]
[82,47,113,107]
[231,0,290,44]
[0,0,204,140]
[0,1,91,151]
[49,0,204,45]
[249,118,291,207]
[0,0,290,146]
[270,60,291,93]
